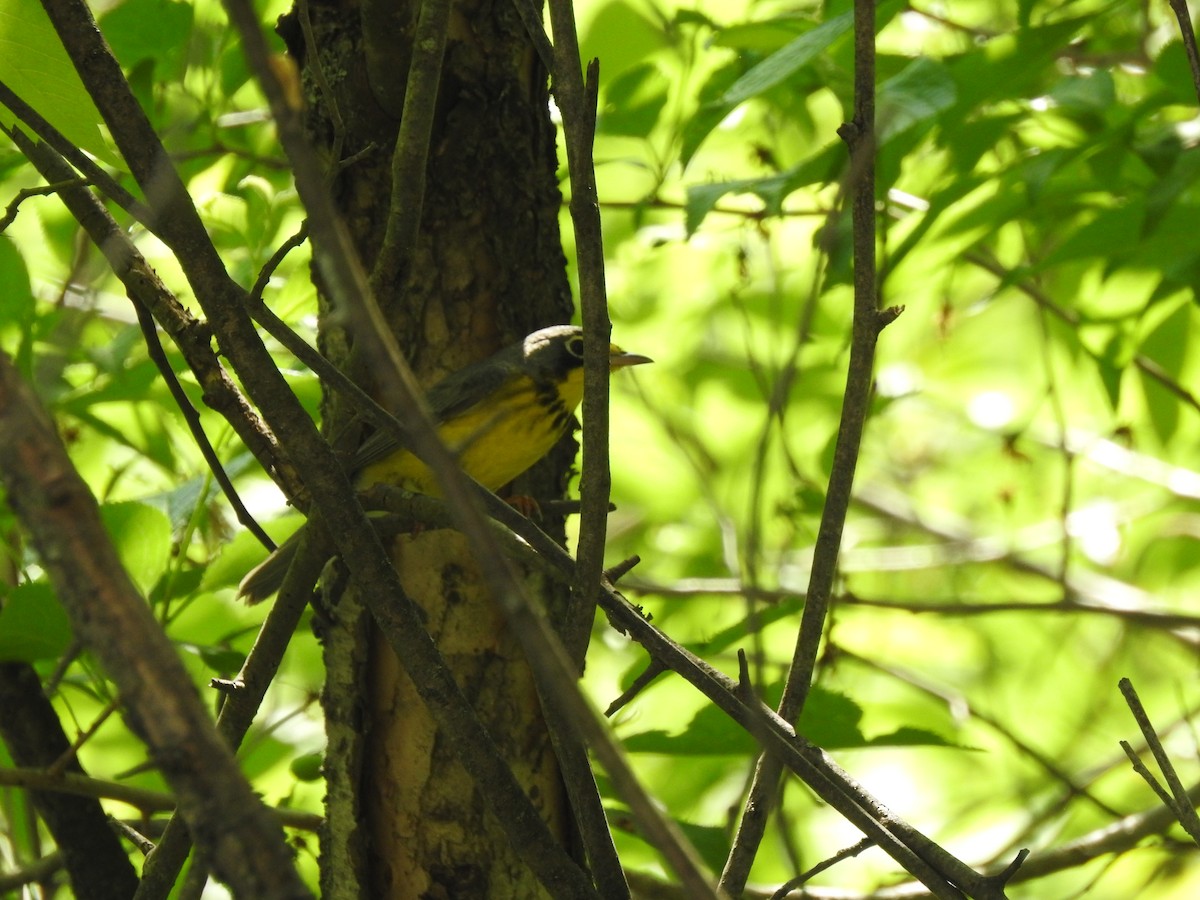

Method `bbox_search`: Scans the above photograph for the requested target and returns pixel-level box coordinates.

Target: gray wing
[348,345,523,474]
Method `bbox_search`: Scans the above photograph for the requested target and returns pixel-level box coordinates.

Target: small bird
[238,325,651,602]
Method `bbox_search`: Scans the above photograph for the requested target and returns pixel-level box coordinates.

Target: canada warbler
[238,325,651,602]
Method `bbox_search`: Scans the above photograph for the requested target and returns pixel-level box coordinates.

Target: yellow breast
[355,369,584,495]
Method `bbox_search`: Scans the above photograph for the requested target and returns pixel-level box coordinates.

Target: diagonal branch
[4,124,302,511]
[0,353,313,898]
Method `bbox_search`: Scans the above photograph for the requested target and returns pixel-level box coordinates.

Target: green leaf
[100,0,193,78]
[1049,70,1115,114]
[1138,297,1191,442]
[100,500,172,595]
[196,644,246,675]
[685,172,791,235]
[0,0,114,163]
[0,582,72,662]
[679,61,742,167]
[1040,200,1146,269]
[0,236,34,368]
[1151,41,1199,106]
[684,143,841,233]
[291,752,324,782]
[711,16,812,54]
[877,57,956,144]
[623,683,955,756]
[721,12,852,107]
[598,63,670,139]
[947,18,1089,113]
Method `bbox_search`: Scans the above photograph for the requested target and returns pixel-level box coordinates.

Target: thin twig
[1119,677,1200,846]
[768,838,874,900]
[369,0,452,292]
[547,0,614,673]
[1120,740,1175,809]
[0,178,87,233]
[0,80,154,227]
[509,0,556,73]
[5,125,298,528]
[249,222,309,304]
[473,492,996,898]
[132,296,276,549]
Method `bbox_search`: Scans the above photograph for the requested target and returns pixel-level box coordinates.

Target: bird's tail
[238,528,304,604]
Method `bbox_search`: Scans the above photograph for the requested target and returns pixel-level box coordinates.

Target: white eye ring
[566,336,585,358]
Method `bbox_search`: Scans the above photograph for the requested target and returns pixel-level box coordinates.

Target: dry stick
[719,0,896,892]
[1120,741,1176,808]
[1166,0,1200,106]
[221,1,698,895]
[1118,677,1200,846]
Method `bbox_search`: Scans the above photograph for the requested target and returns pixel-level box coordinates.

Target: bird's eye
[566,335,585,359]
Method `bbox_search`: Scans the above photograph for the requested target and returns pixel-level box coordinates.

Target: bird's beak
[609,346,653,369]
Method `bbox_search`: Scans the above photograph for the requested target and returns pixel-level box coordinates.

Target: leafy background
[2,0,1200,895]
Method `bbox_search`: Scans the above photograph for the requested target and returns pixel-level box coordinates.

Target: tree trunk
[280,0,576,896]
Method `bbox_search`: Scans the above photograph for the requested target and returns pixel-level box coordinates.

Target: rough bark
[283,0,576,896]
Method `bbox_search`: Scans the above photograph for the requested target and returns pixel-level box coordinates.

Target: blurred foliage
[2,0,1200,895]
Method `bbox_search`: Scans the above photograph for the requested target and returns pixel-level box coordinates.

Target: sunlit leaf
[100,500,172,595]
[100,0,193,78]
[720,12,852,107]
[0,0,113,162]
[598,62,670,138]
[877,57,956,144]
